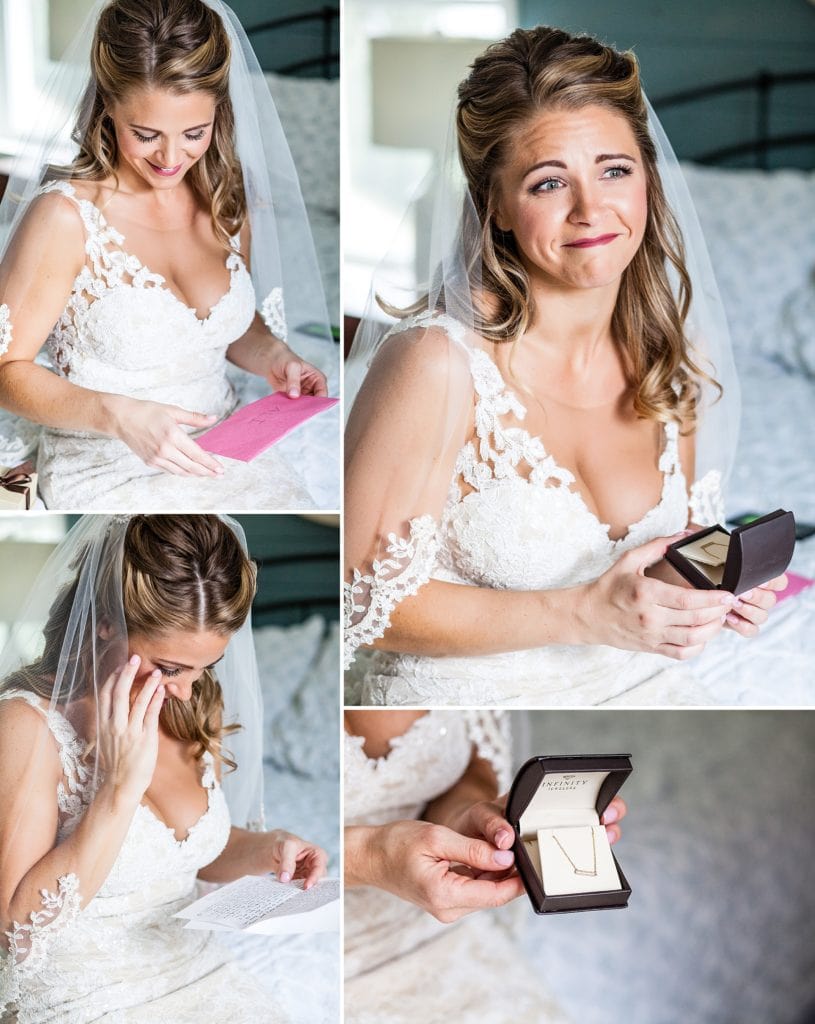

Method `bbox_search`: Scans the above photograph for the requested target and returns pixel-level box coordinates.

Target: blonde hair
[399,26,718,428]
[60,0,244,252]
[3,515,257,772]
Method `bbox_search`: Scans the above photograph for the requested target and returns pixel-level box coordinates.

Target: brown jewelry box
[506,754,632,914]
[665,509,795,594]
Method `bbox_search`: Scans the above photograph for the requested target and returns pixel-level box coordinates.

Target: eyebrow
[523,152,638,176]
[128,121,212,133]
[158,653,225,671]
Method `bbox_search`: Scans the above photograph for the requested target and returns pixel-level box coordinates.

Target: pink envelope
[198,393,338,462]
[774,571,814,604]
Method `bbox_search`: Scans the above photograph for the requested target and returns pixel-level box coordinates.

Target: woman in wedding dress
[0,0,334,511]
[344,26,785,706]
[344,709,626,1023]
[0,515,328,1022]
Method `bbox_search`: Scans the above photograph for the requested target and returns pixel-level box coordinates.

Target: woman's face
[494,103,648,292]
[128,628,230,702]
[108,87,217,189]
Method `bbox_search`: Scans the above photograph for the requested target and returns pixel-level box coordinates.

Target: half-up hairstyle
[59,0,244,251]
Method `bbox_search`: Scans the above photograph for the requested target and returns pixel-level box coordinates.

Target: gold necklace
[552,829,597,877]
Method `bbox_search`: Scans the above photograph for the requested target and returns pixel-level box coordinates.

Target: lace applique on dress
[463,711,512,793]
[689,469,725,527]
[344,516,440,669]
[261,287,287,342]
[4,874,82,971]
[0,303,12,357]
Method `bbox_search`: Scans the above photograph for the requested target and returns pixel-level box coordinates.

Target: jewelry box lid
[506,754,632,829]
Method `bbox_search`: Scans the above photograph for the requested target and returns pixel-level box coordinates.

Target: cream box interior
[519,770,622,896]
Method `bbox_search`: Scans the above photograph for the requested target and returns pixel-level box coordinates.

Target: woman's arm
[0,194,223,477]
[0,661,164,940]
[225,221,328,396]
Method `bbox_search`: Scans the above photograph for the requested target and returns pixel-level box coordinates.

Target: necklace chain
[552,828,598,877]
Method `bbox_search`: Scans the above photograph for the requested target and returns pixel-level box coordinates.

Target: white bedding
[683,164,815,705]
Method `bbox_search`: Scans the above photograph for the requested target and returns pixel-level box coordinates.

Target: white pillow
[776,271,815,376]
[264,72,339,216]
[681,164,815,358]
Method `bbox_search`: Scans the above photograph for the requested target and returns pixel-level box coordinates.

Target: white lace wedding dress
[345,312,721,707]
[0,689,286,1024]
[344,710,572,1024]
[28,180,315,511]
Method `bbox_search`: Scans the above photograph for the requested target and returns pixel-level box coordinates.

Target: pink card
[774,571,814,604]
[197,393,338,462]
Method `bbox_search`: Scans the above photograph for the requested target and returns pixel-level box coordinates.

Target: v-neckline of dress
[464,346,685,546]
[65,182,242,324]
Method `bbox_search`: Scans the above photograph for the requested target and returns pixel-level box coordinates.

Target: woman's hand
[265,340,328,398]
[265,830,328,890]
[723,575,787,636]
[107,394,224,477]
[98,655,165,801]
[578,533,736,660]
[350,819,524,924]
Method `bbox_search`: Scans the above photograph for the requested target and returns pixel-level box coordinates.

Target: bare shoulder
[15,187,85,249]
[0,696,61,782]
[365,316,473,394]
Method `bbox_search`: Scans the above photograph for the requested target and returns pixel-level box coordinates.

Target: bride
[0,0,334,511]
[344,26,785,706]
[0,514,328,1022]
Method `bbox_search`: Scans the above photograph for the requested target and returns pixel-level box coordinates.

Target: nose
[155,140,179,168]
[567,180,602,226]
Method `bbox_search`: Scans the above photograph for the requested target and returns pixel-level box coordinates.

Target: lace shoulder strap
[37,180,104,243]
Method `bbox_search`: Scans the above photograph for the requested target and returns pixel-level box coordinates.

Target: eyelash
[157,666,183,678]
[132,130,207,144]
[530,164,633,194]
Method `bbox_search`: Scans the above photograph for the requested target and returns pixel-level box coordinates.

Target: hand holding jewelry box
[666,509,795,594]
[506,754,632,914]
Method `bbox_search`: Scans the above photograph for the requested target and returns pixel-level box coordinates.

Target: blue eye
[532,177,563,194]
[604,165,633,179]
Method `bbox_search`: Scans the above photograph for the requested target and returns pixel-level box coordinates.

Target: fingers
[429,826,515,874]
[660,615,726,648]
[284,360,302,398]
[171,408,218,429]
[172,432,224,477]
[656,642,707,661]
[467,802,515,851]
[626,532,689,572]
[762,574,788,592]
[303,846,329,890]
[439,871,525,913]
[602,797,626,845]
[650,578,736,613]
[112,655,140,729]
[130,669,163,724]
[143,681,165,732]
[276,837,300,884]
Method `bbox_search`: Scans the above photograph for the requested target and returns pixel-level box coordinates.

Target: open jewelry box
[506,754,632,914]
[665,508,795,593]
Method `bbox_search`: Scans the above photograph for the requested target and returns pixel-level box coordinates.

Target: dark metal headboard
[653,69,815,168]
[246,6,339,79]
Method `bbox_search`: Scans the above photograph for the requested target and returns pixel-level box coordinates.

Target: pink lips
[147,161,183,178]
[563,234,619,248]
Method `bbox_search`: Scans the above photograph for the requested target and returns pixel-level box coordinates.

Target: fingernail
[605,825,617,841]
[726,613,739,625]
[602,806,619,824]
[288,389,299,398]
[151,669,161,678]
[280,871,291,883]
[494,828,511,847]
[720,594,737,606]
[733,599,744,610]
[129,654,140,666]
[493,849,514,867]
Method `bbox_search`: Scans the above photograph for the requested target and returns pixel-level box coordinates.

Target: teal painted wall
[518,0,815,167]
